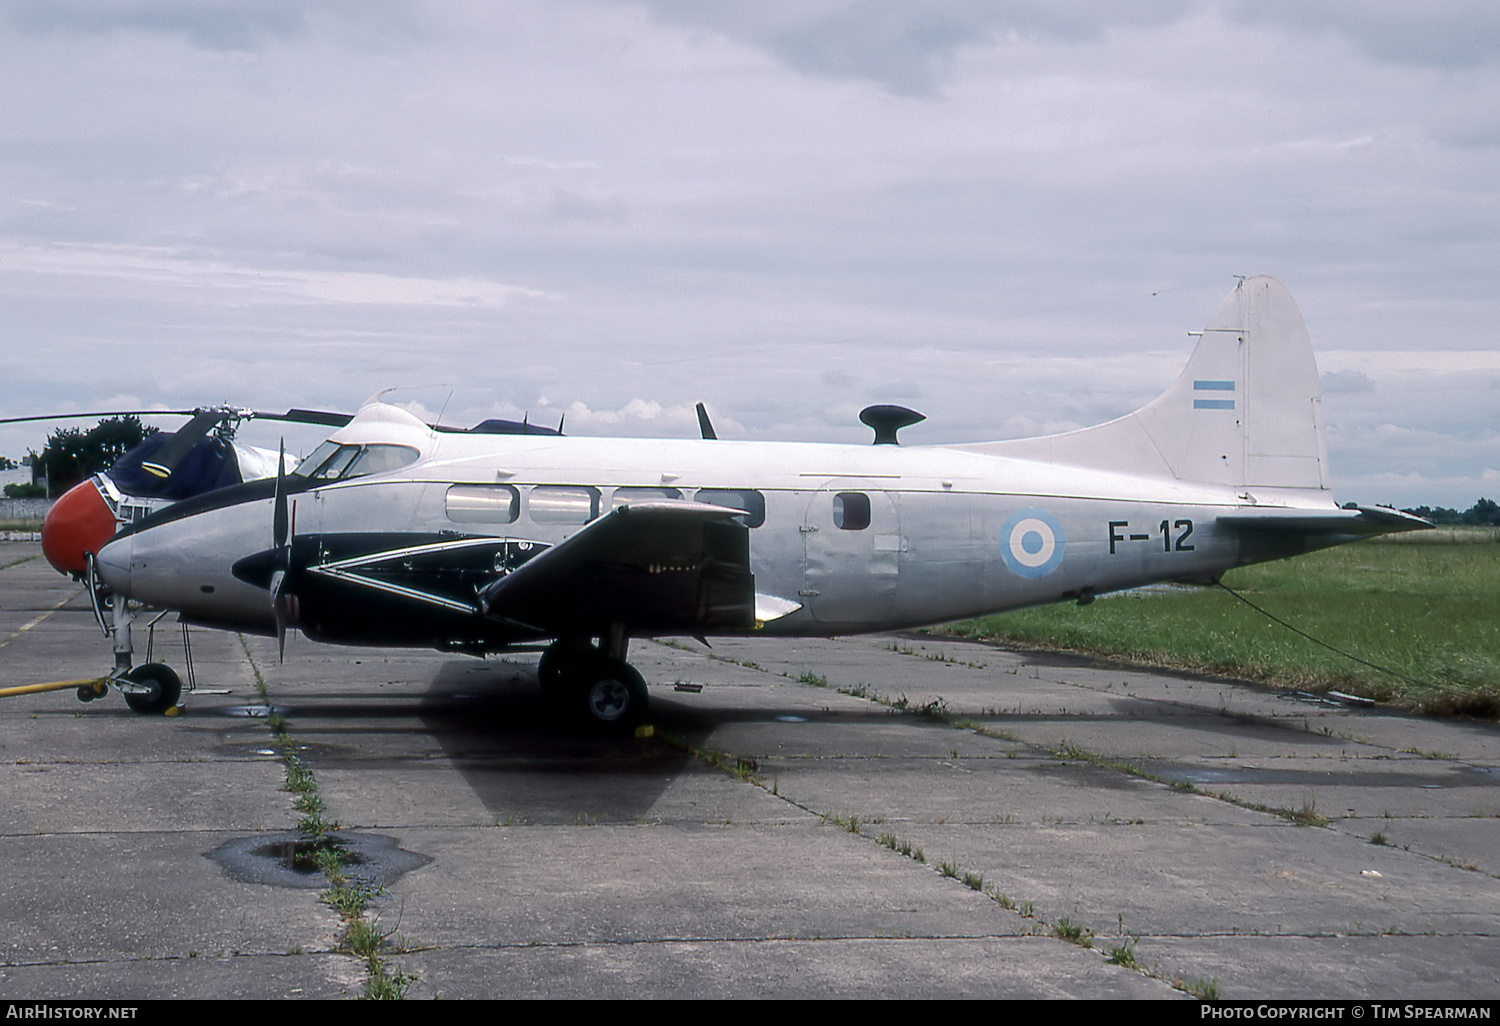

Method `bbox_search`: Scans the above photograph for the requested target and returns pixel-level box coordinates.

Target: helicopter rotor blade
[0,409,199,425]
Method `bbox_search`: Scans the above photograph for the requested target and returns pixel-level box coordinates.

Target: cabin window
[446,484,520,524]
[529,485,600,524]
[610,486,683,510]
[833,492,871,531]
[694,488,766,528]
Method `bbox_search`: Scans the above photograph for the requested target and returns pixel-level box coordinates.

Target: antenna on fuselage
[695,402,717,440]
[859,405,925,445]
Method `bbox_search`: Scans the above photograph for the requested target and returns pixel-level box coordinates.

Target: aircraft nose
[41,479,118,577]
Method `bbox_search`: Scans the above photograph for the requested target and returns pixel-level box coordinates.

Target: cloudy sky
[1,0,1496,509]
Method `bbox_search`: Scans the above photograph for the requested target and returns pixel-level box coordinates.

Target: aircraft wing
[1216,505,1431,535]
[477,501,756,636]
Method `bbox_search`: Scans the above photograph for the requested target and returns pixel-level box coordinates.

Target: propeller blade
[271,570,289,662]
[270,440,292,661]
[84,551,109,636]
[273,441,289,551]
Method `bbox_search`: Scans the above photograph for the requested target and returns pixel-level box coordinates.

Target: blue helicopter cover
[111,436,243,500]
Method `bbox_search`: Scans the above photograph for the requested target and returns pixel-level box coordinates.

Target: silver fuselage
[95,428,1315,646]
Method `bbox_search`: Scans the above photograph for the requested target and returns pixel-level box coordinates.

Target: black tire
[537,638,592,697]
[75,681,108,703]
[122,663,182,715]
[578,659,648,730]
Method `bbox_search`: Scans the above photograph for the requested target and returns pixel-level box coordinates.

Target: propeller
[269,440,293,661]
[84,551,110,636]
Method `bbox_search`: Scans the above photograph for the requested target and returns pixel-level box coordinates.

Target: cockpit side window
[344,444,420,478]
[311,445,360,480]
[294,442,419,481]
[294,441,343,478]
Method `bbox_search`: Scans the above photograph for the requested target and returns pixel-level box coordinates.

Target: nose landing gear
[100,589,192,716]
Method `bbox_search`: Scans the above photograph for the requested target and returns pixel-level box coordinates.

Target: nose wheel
[120,663,182,715]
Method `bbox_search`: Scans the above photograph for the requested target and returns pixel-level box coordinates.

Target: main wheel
[578,659,648,730]
[122,663,182,715]
[537,636,588,693]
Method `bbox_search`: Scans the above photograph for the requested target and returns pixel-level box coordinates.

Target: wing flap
[478,501,755,635]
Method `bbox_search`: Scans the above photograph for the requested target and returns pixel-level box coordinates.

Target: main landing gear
[536,632,649,731]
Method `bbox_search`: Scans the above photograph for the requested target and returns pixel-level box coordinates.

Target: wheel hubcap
[587,678,630,721]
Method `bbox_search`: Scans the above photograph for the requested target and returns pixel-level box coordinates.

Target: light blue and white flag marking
[1193,379,1235,410]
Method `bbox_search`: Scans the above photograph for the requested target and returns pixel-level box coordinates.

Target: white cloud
[0,242,553,307]
[0,1,1496,509]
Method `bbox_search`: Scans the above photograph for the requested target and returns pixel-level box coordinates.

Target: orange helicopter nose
[41,479,118,577]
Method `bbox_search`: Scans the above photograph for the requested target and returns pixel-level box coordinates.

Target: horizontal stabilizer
[1217,505,1431,536]
[478,501,755,635]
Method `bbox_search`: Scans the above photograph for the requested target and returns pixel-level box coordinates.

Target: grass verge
[941,532,1500,717]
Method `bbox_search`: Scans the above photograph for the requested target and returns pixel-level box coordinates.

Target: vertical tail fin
[964,276,1331,494]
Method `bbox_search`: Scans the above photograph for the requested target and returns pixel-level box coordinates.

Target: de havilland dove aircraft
[71,276,1425,727]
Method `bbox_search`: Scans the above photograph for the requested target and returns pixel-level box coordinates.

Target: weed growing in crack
[876,832,923,862]
[824,811,862,834]
[1051,915,1093,947]
[916,697,948,718]
[297,811,339,838]
[1175,975,1221,1000]
[283,756,316,794]
[363,956,416,1000]
[1285,795,1330,827]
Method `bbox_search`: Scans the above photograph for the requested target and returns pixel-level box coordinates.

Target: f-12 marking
[1108,519,1195,554]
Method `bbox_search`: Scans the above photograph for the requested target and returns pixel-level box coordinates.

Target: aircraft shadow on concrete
[250,659,909,823]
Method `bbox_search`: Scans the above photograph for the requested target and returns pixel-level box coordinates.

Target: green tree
[33,416,159,494]
[1463,497,1500,526]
